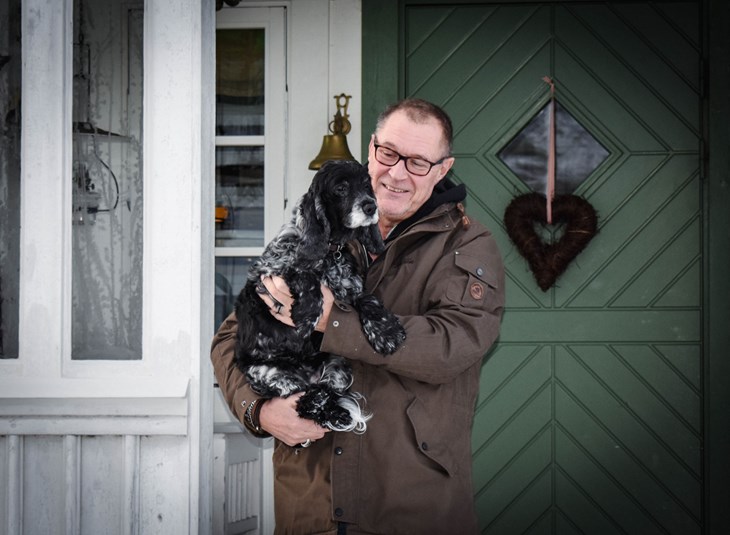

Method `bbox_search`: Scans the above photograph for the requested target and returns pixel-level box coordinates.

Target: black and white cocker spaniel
[234,160,406,434]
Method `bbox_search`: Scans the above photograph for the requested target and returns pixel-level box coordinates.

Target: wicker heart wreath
[504,192,598,291]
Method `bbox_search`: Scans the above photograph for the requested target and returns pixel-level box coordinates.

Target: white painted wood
[0,377,189,435]
[23,436,66,535]
[0,416,187,437]
[77,437,125,535]
[139,436,189,533]
[123,435,141,535]
[19,0,71,377]
[143,0,201,377]
[0,437,6,533]
[5,435,22,535]
[212,434,228,535]
[64,435,80,535]
[198,0,217,531]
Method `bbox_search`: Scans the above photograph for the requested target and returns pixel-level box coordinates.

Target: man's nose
[390,158,410,179]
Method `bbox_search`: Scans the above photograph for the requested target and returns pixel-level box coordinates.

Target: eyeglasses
[373,143,447,176]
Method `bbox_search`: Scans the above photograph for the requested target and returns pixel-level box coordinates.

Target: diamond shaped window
[498,101,609,195]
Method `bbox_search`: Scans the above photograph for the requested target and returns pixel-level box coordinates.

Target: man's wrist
[242,398,269,436]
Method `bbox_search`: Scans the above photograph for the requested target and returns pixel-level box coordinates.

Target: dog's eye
[334,183,349,196]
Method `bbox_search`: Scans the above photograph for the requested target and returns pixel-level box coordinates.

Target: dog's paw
[296,385,372,433]
[364,320,406,355]
[296,385,351,428]
[334,392,371,434]
[356,294,406,355]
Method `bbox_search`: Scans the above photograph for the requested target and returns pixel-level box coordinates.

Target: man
[211,98,505,534]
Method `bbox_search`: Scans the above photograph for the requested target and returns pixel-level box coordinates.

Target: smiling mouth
[383,183,408,193]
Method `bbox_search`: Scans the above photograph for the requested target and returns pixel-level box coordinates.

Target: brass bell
[309,94,356,170]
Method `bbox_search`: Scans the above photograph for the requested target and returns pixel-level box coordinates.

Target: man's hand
[257,275,334,333]
[259,393,330,447]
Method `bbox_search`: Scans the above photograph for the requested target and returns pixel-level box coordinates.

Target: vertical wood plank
[23,436,65,535]
[5,435,23,535]
[79,436,124,534]
[138,436,187,534]
[64,435,80,535]
[123,435,140,535]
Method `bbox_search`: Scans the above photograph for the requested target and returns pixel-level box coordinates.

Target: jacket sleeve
[210,311,270,437]
[319,225,505,385]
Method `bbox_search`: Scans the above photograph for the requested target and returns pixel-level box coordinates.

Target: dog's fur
[234,160,406,433]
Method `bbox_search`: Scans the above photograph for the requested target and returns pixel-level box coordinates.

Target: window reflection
[0,0,21,359]
[215,257,254,330]
[216,29,264,136]
[215,146,265,247]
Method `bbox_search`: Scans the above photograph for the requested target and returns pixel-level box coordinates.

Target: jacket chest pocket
[447,250,498,306]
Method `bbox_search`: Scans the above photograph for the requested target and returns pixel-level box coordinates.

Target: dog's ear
[358,222,385,255]
[296,183,331,261]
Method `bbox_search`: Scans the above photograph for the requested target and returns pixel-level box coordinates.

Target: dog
[234,160,406,434]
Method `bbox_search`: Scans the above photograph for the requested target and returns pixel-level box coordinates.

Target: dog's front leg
[355,293,407,355]
[284,269,323,338]
[246,364,310,398]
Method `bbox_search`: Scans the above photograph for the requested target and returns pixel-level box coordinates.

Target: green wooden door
[366,1,705,533]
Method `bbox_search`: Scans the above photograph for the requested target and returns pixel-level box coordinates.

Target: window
[214,7,286,329]
[0,0,21,359]
[71,0,144,359]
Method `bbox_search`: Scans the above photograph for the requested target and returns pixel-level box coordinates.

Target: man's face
[368,110,454,236]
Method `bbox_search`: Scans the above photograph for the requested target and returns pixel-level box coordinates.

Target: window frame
[214,7,287,264]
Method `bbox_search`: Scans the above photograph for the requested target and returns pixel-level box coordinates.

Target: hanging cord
[542,76,556,224]
[91,133,120,212]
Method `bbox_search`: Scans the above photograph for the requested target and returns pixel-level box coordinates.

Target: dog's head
[297,160,385,260]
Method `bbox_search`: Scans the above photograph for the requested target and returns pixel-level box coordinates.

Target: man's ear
[438,156,455,180]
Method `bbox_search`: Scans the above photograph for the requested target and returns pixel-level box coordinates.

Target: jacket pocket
[446,251,499,306]
[406,396,462,477]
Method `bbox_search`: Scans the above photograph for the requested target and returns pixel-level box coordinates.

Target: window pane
[71,0,143,360]
[216,29,264,135]
[215,146,265,247]
[0,0,21,359]
[215,257,255,330]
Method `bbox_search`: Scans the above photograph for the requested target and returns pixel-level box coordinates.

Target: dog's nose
[362,200,377,217]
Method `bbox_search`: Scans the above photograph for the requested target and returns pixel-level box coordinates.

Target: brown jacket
[211,201,505,535]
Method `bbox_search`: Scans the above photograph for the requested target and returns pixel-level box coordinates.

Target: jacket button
[476,267,484,276]
[421,442,429,451]
[335,507,344,517]
[334,447,343,455]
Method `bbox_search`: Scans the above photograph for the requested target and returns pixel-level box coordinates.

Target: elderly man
[211,98,505,534]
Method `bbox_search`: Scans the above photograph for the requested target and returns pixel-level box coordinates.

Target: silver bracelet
[244,399,261,432]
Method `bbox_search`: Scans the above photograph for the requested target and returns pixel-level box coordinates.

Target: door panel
[403,2,702,533]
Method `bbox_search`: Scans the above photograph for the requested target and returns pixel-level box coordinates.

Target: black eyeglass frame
[372,143,448,176]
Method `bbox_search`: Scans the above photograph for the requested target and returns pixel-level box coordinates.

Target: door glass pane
[0,0,21,359]
[71,0,143,360]
[216,29,264,135]
[215,146,265,247]
[215,257,254,329]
